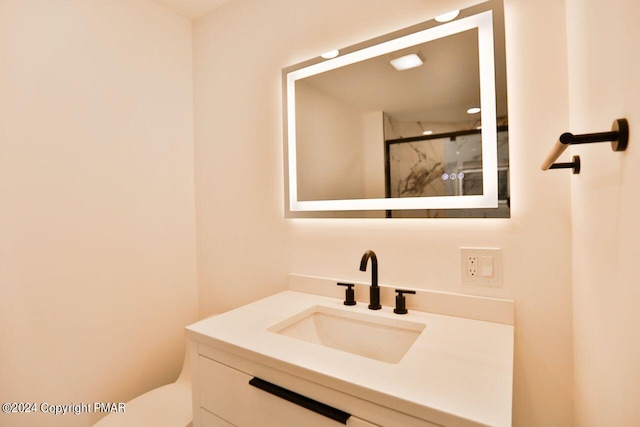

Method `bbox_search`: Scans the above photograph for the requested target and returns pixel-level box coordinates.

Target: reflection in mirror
[386,128,509,218]
[284,0,508,218]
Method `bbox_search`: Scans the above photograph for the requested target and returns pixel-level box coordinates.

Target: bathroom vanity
[186,277,514,426]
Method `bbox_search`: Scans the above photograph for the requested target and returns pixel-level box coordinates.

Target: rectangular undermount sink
[268,305,426,363]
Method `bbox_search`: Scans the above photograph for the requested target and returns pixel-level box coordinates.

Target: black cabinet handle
[249,377,351,424]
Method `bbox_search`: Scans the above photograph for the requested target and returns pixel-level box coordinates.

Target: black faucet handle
[394,289,416,314]
[337,282,356,306]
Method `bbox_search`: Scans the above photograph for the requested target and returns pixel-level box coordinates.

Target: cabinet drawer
[198,356,377,427]
[200,408,233,426]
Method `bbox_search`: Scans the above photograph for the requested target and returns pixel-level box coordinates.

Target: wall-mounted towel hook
[549,155,581,174]
[541,118,629,174]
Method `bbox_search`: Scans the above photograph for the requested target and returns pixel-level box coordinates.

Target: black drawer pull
[249,377,351,424]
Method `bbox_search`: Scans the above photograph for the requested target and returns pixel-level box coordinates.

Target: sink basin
[268,305,425,363]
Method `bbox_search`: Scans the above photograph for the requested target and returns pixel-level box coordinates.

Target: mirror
[283,0,508,218]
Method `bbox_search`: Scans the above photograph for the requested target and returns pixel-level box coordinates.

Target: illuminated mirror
[283,0,508,218]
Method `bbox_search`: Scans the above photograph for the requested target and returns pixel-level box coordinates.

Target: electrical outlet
[467,255,478,276]
[460,247,502,287]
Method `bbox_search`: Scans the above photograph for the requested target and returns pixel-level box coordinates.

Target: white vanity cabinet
[186,290,514,427]
[190,342,438,427]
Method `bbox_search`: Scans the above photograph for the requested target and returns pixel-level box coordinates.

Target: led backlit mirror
[283,0,508,218]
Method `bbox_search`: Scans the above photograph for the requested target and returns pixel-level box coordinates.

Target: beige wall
[193,0,574,425]
[565,0,640,425]
[0,1,198,426]
[193,0,290,315]
[295,82,365,201]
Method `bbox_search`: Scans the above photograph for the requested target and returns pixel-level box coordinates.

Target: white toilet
[93,343,193,427]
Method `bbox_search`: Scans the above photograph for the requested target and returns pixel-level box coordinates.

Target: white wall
[0,1,198,426]
[362,112,386,200]
[295,82,365,201]
[193,0,574,425]
[565,0,640,425]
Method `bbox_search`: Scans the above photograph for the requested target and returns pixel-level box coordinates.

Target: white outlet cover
[460,247,502,287]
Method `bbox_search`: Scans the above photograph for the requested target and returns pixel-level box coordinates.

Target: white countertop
[186,290,513,427]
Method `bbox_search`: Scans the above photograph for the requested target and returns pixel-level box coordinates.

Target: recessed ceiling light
[435,10,460,23]
[320,50,339,59]
[467,107,481,114]
[390,53,424,71]
[422,130,433,135]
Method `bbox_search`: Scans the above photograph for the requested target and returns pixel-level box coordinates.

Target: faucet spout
[359,250,381,310]
[359,250,378,286]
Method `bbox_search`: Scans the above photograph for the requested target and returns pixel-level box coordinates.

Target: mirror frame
[284,3,504,214]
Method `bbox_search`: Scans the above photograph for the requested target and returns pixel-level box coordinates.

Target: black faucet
[359,250,381,310]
